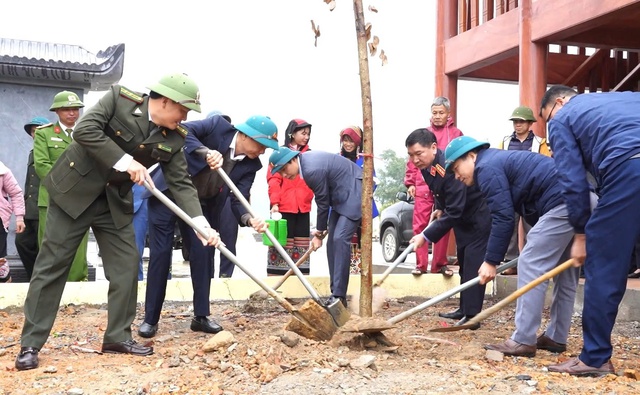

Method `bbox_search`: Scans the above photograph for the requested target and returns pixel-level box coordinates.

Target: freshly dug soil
[1,296,639,394]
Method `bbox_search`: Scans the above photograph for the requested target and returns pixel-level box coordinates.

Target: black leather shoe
[455,315,480,330]
[325,295,347,308]
[138,322,158,338]
[15,347,39,371]
[438,308,464,320]
[190,316,223,334]
[102,339,153,356]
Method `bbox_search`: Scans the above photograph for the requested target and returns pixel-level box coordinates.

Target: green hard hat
[444,136,490,170]
[509,106,537,122]
[49,90,84,111]
[147,73,202,113]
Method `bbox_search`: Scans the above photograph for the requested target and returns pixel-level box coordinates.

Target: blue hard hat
[269,147,300,174]
[235,115,279,150]
[444,136,490,170]
[24,116,50,134]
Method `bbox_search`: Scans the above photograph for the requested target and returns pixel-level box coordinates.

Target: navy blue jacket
[474,148,564,264]
[549,92,640,233]
[420,150,489,248]
[144,115,261,225]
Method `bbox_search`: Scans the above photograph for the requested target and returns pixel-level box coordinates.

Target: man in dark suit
[138,114,274,338]
[15,116,49,279]
[406,129,491,329]
[269,148,363,308]
[15,73,220,371]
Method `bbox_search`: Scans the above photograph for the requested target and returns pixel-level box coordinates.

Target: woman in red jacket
[266,119,315,275]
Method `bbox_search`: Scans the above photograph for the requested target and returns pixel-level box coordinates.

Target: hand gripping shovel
[216,168,351,328]
[340,258,519,336]
[142,181,337,340]
[429,258,575,333]
[249,232,326,300]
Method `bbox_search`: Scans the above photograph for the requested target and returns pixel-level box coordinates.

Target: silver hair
[432,96,450,111]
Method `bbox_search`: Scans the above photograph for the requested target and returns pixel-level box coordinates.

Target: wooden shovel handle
[452,258,575,330]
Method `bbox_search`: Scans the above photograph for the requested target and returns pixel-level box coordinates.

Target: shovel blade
[325,299,351,327]
[285,299,338,341]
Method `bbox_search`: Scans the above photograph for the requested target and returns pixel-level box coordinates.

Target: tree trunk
[352,0,374,318]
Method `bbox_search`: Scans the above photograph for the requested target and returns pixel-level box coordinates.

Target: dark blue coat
[474,148,564,264]
[144,115,261,225]
[549,91,640,233]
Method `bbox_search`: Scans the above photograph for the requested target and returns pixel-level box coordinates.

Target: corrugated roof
[0,38,125,91]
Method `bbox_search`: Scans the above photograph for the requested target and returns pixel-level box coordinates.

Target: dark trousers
[456,235,488,316]
[187,195,238,279]
[580,158,640,367]
[144,196,211,325]
[15,218,39,279]
[327,210,360,298]
[21,196,138,347]
[217,197,238,278]
[132,200,148,281]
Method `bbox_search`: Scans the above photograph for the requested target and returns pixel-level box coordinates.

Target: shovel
[216,168,351,327]
[142,181,336,340]
[249,231,326,300]
[340,258,519,335]
[429,258,575,333]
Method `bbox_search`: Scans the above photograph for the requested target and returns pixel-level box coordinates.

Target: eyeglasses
[546,96,565,123]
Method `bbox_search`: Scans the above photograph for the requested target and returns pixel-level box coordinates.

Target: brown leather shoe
[485,339,536,357]
[548,357,615,376]
[536,334,566,353]
[102,339,153,356]
[15,347,39,371]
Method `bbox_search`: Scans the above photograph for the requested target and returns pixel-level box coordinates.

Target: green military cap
[509,106,537,122]
[50,91,84,111]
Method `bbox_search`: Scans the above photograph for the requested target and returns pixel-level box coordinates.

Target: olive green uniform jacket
[33,122,88,281]
[22,85,202,348]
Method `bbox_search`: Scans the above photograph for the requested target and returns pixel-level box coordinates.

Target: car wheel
[381,227,400,262]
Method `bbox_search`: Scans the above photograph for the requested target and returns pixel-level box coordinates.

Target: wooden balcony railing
[458,0,519,34]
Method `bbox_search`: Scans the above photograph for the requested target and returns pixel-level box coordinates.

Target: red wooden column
[435,0,459,120]
[519,0,547,137]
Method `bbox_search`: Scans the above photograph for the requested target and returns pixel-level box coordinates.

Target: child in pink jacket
[0,161,26,282]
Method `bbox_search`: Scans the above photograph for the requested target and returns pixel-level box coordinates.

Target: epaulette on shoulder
[35,123,53,129]
[119,86,144,104]
[175,125,188,138]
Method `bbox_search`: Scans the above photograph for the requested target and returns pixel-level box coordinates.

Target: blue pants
[133,198,148,281]
[327,210,360,298]
[144,196,212,325]
[580,158,640,367]
[217,197,238,278]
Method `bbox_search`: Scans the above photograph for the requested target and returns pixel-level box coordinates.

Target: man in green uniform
[15,73,220,371]
[34,91,89,281]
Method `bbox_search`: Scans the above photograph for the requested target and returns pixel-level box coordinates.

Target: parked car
[379,191,415,262]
